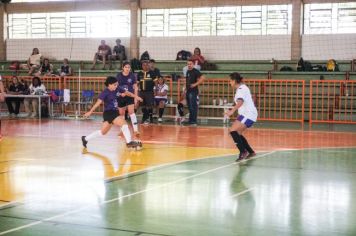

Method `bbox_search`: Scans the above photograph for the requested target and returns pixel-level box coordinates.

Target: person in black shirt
[109,39,126,70]
[184,59,205,125]
[137,61,156,124]
[5,76,25,117]
[149,59,161,78]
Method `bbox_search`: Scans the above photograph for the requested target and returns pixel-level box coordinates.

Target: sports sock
[121,124,132,143]
[129,113,138,132]
[159,108,164,118]
[230,131,246,153]
[85,130,102,141]
[241,135,254,153]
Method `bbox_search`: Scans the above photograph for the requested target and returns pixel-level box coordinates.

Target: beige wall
[2,0,356,61]
[0,5,5,60]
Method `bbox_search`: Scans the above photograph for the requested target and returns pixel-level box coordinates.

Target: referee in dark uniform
[137,61,157,124]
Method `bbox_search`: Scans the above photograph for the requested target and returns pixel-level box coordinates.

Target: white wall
[139,35,291,60]
[6,34,356,61]
[6,37,130,61]
[302,34,356,60]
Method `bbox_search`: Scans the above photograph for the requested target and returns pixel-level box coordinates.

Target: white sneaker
[31,113,37,118]
[158,118,162,122]
[9,113,15,118]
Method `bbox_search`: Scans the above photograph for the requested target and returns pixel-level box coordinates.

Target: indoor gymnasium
[0,0,356,235]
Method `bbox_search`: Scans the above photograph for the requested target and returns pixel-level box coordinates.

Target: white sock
[85,130,102,141]
[130,113,138,132]
[121,124,132,143]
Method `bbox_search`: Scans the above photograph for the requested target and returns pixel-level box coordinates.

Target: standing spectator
[137,61,156,124]
[183,47,205,76]
[5,76,25,118]
[27,48,42,76]
[183,59,205,126]
[58,58,73,77]
[154,77,169,123]
[116,62,140,138]
[24,76,46,118]
[37,58,54,76]
[91,40,111,70]
[225,72,257,161]
[109,39,126,70]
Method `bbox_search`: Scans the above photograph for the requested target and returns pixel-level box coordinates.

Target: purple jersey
[99,87,125,111]
[116,72,137,93]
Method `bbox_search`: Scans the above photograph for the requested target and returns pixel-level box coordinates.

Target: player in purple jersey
[81,76,142,150]
[116,62,140,138]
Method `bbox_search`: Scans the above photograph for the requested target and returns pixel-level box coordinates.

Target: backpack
[140,51,150,61]
[176,50,192,60]
[130,58,141,72]
[41,103,49,118]
[297,57,312,71]
[326,59,339,72]
[280,66,293,71]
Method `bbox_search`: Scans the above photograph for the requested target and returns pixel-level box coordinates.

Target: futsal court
[0,118,355,236]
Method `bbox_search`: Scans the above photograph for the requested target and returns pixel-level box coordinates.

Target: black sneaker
[236,150,249,162]
[126,141,138,148]
[81,136,88,148]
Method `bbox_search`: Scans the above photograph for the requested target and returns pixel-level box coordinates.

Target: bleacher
[1,59,355,124]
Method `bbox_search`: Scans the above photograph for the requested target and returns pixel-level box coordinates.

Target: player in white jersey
[154,77,169,122]
[225,72,258,161]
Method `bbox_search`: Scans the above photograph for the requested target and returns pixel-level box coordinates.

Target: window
[142,4,292,37]
[8,10,130,39]
[304,2,356,34]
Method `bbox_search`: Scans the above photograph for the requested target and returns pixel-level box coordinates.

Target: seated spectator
[58,58,73,77]
[5,76,25,118]
[37,58,54,76]
[154,77,169,123]
[27,48,42,76]
[91,40,111,70]
[182,47,205,76]
[109,39,126,70]
[24,76,46,118]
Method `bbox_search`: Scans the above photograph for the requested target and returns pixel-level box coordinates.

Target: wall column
[291,0,302,60]
[130,0,139,59]
[0,5,7,60]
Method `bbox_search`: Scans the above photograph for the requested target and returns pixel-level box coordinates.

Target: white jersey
[154,84,169,99]
[234,84,258,121]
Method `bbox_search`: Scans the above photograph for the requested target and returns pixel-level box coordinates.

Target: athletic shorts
[103,110,119,124]
[155,98,168,106]
[117,96,135,108]
[237,115,255,128]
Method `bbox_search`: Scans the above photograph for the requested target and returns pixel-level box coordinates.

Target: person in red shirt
[91,40,111,70]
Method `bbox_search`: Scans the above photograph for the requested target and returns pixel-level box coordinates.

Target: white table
[4,94,51,119]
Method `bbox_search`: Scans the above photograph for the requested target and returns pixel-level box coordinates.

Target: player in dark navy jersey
[116,62,140,138]
[81,76,142,149]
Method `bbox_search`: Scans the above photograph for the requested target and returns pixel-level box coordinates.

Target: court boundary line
[0,151,275,235]
[231,188,254,198]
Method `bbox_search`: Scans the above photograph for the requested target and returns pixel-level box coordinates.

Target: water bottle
[223,98,227,105]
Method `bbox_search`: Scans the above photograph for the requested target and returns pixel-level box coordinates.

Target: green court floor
[1,147,356,236]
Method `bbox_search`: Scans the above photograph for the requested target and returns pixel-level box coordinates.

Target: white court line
[231,188,255,198]
[0,151,275,235]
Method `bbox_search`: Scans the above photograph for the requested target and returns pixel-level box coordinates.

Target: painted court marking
[0,151,275,235]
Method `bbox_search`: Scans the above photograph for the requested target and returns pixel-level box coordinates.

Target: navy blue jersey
[116,72,137,93]
[99,87,126,111]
